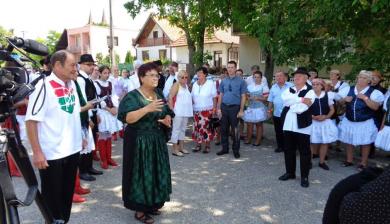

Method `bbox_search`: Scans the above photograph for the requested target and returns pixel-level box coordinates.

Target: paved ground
[13,123,389,224]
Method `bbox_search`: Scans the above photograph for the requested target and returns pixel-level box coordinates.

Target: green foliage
[125,51,134,64]
[232,0,390,80]
[0,26,13,47]
[96,52,120,66]
[124,0,231,75]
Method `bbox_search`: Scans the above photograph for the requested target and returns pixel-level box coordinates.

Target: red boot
[75,171,90,195]
[7,154,22,177]
[119,129,124,138]
[92,150,100,161]
[72,193,86,203]
[98,139,108,169]
[112,132,118,141]
[106,138,118,167]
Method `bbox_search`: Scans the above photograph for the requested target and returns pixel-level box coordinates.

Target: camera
[0,37,56,224]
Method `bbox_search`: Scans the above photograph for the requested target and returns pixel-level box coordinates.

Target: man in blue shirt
[267,71,293,153]
[217,61,247,158]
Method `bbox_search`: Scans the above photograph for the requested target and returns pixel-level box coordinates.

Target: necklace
[137,88,156,101]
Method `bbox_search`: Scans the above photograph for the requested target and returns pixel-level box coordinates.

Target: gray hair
[51,50,71,67]
[177,70,187,79]
[358,70,373,82]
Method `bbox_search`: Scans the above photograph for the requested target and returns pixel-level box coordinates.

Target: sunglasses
[180,76,188,79]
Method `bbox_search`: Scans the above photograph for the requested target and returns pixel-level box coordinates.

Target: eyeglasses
[145,73,160,79]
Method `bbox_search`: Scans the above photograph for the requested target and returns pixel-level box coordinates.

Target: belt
[222,103,239,107]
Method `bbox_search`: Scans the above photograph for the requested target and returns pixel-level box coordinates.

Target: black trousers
[79,152,93,174]
[273,116,284,150]
[39,152,80,223]
[283,131,311,178]
[221,104,240,152]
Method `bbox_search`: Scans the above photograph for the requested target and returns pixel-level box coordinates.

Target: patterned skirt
[192,110,215,144]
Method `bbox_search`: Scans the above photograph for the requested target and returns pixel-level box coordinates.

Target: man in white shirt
[245,65,268,87]
[77,54,103,182]
[278,67,315,188]
[163,62,178,98]
[25,50,83,223]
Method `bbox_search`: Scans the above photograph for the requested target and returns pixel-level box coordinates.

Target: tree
[0,26,13,47]
[44,30,61,54]
[124,51,134,64]
[124,0,231,76]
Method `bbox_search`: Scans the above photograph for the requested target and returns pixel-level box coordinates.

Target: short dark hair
[251,65,260,71]
[236,69,243,74]
[170,62,178,68]
[254,70,263,77]
[138,62,159,85]
[228,60,237,68]
[153,60,162,66]
[98,65,110,73]
[309,68,318,74]
[51,50,70,67]
[196,67,208,76]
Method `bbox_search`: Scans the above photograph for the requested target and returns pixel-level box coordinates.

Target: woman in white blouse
[309,79,338,170]
[338,70,385,170]
[168,71,193,156]
[191,67,217,153]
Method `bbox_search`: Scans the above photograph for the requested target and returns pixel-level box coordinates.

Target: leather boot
[92,150,100,161]
[98,139,108,169]
[75,171,91,195]
[72,193,86,203]
[107,138,118,166]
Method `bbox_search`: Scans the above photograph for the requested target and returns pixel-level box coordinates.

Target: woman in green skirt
[118,62,173,224]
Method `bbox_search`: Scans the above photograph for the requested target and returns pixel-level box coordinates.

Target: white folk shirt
[25,73,82,160]
[163,73,177,99]
[282,85,316,135]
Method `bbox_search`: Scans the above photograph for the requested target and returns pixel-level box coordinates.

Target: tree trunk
[188,41,196,78]
[264,48,274,84]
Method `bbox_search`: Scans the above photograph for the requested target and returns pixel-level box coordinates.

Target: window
[214,51,223,68]
[142,51,149,61]
[106,36,119,46]
[229,47,239,62]
[75,36,81,47]
[153,31,158,39]
[159,49,167,60]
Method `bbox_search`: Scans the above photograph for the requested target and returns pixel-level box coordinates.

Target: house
[132,14,182,62]
[133,14,239,69]
[170,28,239,68]
[66,11,139,63]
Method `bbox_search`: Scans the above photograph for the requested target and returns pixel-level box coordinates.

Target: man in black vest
[279,68,315,188]
[77,54,103,181]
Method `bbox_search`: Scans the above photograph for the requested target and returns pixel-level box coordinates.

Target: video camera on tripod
[0,37,57,223]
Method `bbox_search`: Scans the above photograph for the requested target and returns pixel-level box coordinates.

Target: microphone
[8,37,49,56]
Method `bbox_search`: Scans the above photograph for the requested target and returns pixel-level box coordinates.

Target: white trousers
[170,116,189,143]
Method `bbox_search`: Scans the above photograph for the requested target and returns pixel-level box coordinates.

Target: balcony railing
[138,37,170,47]
[68,45,90,54]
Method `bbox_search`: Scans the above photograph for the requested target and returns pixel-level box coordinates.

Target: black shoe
[319,162,330,170]
[274,148,283,153]
[216,150,229,156]
[233,151,240,158]
[88,167,103,175]
[301,178,309,188]
[278,173,296,181]
[79,173,96,181]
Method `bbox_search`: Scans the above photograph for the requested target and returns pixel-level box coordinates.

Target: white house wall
[173,43,232,66]
[136,46,172,62]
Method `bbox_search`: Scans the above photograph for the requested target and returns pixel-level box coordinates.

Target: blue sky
[0,0,150,39]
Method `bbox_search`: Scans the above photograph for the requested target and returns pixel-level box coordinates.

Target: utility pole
[109,0,115,67]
